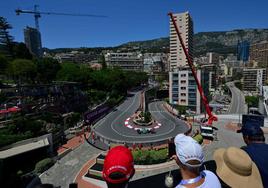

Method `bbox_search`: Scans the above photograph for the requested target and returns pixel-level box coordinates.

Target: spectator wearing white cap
[173,134,221,188]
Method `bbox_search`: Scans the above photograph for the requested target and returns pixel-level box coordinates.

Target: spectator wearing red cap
[103,146,135,188]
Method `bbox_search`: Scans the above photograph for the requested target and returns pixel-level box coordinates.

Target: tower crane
[15,5,107,31]
[168,13,218,128]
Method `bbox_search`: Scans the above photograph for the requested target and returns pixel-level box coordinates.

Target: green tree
[7,59,37,83]
[0,17,14,57]
[176,105,187,114]
[13,42,32,59]
[144,111,152,123]
[0,54,8,74]
[76,64,92,86]
[56,62,80,81]
[245,96,259,108]
[66,112,81,128]
[234,81,242,90]
[98,54,106,69]
[36,58,61,83]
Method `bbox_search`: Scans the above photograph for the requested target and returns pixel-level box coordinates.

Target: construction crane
[15,5,107,31]
[168,12,218,127]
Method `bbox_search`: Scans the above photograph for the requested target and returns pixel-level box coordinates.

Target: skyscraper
[24,26,43,57]
[237,40,250,62]
[169,11,193,70]
[168,12,209,114]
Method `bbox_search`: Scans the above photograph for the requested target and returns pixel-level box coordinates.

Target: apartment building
[169,69,209,114]
[243,68,266,94]
[250,41,268,68]
[54,51,96,64]
[200,64,218,91]
[168,12,210,114]
[105,52,143,71]
[24,26,42,57]
[143,53,168,73]
[169,12,193,70]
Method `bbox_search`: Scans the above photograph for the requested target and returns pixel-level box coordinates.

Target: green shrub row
[34,158,54,174]
[132,148,168,165]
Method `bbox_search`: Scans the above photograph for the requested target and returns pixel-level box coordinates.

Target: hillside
[46,29,268,57]
[120,28,268,56]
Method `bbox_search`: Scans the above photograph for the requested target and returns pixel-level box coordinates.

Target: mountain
[46,29,268,57]
[119,28,268,56]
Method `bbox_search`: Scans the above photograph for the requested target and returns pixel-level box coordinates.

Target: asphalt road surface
[226,82,246,114]
[93,92,188,143]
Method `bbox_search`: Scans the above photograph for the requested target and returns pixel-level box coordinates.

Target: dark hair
[106,171,133,188]
[107,181,128,188]
[179,159,201,174]
[248,135,265,142]
[109,171,126,180]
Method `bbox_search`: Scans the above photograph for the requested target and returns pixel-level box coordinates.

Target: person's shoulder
[245,143,268,152]
[202,170,221,188]
[203,170,217,177]
[175,184,185,188]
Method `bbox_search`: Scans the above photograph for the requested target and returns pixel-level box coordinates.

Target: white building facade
[169,70,207,114]
[243,68,266,94]
[169,12,193,70]
[169,12,209,114]
[105,52,143,71]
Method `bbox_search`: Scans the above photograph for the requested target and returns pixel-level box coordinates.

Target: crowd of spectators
[102,123,268,188]
[35,122,268,188]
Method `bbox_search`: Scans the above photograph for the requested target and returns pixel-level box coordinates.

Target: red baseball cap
[103,146,135,184]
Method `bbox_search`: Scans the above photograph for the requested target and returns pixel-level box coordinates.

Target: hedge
[132,148,168,165]
[193,134,203,144]
[34,158,54,174]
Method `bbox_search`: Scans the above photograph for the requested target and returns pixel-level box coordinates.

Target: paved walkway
[57,132,89,155]
[40,142,101,187]
[74,157,101,188]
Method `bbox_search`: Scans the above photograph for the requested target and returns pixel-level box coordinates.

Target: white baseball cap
[174,134,204,167]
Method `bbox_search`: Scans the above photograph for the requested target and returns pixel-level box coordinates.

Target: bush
[245,96,259,108]
[132,148,168,165]
[107,96,124,107]
[144,112,152,123]
[234,81,242,90]
[34,158,54,174]
[193,134,203,144]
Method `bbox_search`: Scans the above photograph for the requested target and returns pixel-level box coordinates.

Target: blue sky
[1,0,268,48]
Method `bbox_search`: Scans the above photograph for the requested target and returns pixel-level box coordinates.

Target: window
[181,87,186,90]
[172,88,178,92]
[180,99,186,103]
[189,88,195,92]
[189,80,196,85]
[181,80,186,84]
[181,93,186,96]
[189,93,196,98]
[188,101,196,105]
[181,74,186,77]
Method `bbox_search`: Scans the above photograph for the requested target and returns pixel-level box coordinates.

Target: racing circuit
[91,91,189,144]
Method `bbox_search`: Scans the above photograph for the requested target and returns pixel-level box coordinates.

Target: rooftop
[0,134,51,159]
